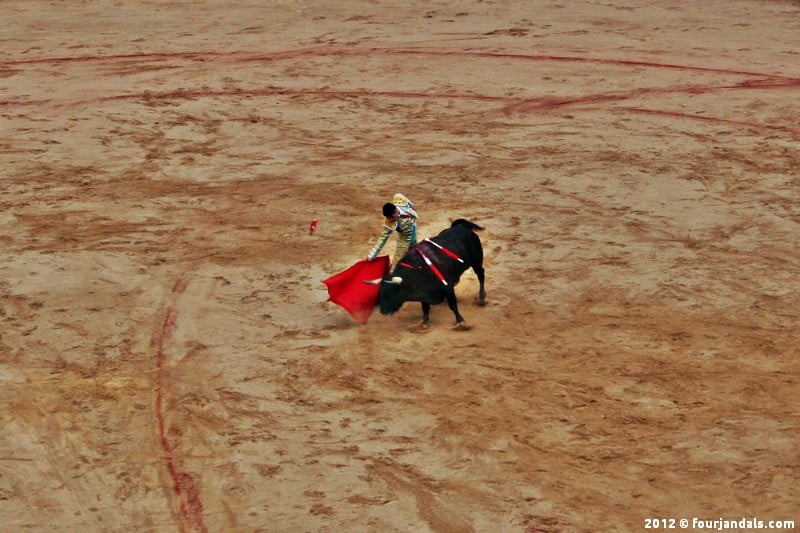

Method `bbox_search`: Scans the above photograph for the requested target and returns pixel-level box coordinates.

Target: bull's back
[432,221,484,272]
[450,219,484,232]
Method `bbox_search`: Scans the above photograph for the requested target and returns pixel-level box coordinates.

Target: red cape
[322,256,390,324]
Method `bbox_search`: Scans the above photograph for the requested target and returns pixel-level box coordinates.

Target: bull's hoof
[476,298,488,307]
[410,321,431,332]
[453,322,472,331]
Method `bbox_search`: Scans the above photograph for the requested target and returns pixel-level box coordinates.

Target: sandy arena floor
[1,1,799,531]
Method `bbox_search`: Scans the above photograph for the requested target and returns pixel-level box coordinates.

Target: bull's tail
[450,218,484,232]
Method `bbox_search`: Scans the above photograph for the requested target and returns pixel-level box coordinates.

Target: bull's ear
[383,276,403,285]
[362,278,382,285]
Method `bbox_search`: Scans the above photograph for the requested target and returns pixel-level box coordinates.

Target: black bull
[373,219,487,328]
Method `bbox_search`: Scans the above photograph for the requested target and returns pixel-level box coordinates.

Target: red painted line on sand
[617,106,800,136]
[5,81,792,137]
[6,76,795,108]
[3,46,798,82]
[151,270,206,532]
[0,50,237,67]
[2,46,797,136]
[3,82,797,138]
[489,81,800,136]
[372,48,800,82]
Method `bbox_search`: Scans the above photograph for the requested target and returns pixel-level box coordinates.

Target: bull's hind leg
[420,302,432,329]
[473,264,487,306]
[445,289,467,328]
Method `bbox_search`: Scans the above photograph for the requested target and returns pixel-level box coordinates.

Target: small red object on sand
[322,256,390,324]
[309,219,318,235]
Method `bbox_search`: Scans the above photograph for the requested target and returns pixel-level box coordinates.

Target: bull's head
[363,276,406,315]
[363,276,402,285]
[379,275,406,315]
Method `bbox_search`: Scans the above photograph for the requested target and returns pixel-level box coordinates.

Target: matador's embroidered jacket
[368,193,418,269]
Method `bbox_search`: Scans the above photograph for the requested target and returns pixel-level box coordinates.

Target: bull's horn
[383,276,403,285]
[362,278,382,285]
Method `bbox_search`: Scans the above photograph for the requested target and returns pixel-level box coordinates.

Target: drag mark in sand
[151,269,206,533]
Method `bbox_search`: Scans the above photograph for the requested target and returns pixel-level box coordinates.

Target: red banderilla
[424,238,464,263]
[416,248,447,286]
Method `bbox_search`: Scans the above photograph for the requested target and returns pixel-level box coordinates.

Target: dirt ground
[1,1,799,532]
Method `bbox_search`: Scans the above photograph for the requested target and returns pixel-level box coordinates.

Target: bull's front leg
[420,302,431,329]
